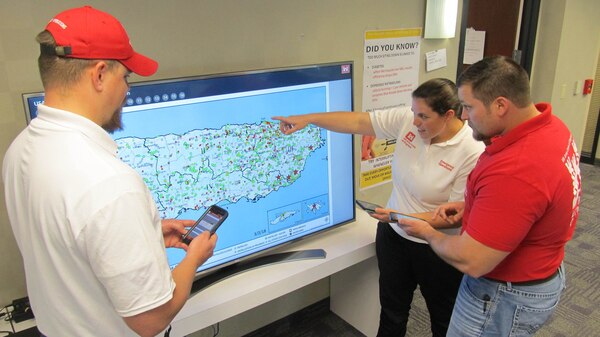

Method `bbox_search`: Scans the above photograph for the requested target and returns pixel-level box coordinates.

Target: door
[457,0,540,76]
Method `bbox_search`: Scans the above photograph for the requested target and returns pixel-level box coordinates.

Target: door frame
[581,108,600,165]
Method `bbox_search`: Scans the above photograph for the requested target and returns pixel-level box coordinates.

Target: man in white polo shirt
[3,6,217,337]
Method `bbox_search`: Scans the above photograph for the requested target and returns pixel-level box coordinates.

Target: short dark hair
[36,30,118,90]
[412,78,461,119]
[457,56,531,108]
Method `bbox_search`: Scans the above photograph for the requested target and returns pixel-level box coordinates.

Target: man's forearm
[423,229,508,278]
[423,230,472,274]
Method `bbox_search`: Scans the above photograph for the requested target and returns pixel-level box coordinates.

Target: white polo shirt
[370,106,484,243]
[2,105,176,336]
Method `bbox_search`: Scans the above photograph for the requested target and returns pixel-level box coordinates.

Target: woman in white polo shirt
[272,78,484,337]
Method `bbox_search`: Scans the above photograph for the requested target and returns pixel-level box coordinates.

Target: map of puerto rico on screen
[116,121,324,219]
[113,85,331,265]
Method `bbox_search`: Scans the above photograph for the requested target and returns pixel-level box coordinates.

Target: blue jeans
[447,264,565,337]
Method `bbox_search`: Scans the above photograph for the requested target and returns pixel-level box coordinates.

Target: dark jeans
[375,221,463,337]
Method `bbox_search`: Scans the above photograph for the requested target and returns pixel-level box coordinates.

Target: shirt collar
[485,102,552,155]
[35,104,118,156]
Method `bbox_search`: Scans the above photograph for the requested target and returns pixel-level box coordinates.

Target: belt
[484,269,559,286]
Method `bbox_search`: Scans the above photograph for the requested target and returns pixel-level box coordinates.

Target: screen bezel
[21,61,357,279]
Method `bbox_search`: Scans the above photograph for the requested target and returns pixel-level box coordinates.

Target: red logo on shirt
[401,131,416,149]
[563,136,581,228]
[438,160,454,171]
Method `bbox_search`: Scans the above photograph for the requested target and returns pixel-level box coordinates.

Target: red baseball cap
[44,6,158,76]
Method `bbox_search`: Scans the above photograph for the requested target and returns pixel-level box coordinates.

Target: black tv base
[191,249,327,293]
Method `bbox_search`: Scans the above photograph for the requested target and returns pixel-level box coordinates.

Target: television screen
[22,61,355,277]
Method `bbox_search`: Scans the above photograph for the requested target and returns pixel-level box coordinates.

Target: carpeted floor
[535,162,600,337]
[244,163,600,337]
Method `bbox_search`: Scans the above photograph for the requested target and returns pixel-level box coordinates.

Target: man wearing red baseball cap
[3,6,217,337]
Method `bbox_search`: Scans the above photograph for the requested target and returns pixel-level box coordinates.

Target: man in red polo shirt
[398,56,581,336]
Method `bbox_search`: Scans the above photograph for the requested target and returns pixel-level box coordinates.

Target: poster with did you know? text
[361,28,421,190]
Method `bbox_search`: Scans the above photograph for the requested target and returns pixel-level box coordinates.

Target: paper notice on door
[463,28,485,65]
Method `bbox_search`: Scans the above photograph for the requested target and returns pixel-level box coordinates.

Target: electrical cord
[0,305,9,318]
[1,305,15,334]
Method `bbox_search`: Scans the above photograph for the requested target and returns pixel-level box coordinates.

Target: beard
[472,129,487,141]
[103,108,123,133]
[469,122,492,144]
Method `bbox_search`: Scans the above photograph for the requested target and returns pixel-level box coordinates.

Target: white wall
[530,0,600,149]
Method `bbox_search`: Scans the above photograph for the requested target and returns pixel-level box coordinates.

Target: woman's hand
[432,202,465,225]
[368,207,394,223]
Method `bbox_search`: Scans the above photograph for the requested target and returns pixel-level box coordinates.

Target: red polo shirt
[462,103,581,281]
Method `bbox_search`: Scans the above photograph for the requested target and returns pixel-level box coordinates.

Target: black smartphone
[389,211,423,223]
[181,205,229,245]
[356,199,382,213]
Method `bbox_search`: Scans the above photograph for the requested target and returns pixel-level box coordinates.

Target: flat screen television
[22,61,356,284]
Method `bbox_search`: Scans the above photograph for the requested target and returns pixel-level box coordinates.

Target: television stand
[170,210,379,336]
[191,249,327,292]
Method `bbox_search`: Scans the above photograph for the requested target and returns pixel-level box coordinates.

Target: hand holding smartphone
[181,205,228,245]
[355,199,382,214]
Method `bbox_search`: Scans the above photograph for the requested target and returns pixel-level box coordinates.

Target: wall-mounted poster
[361,28,421,189]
